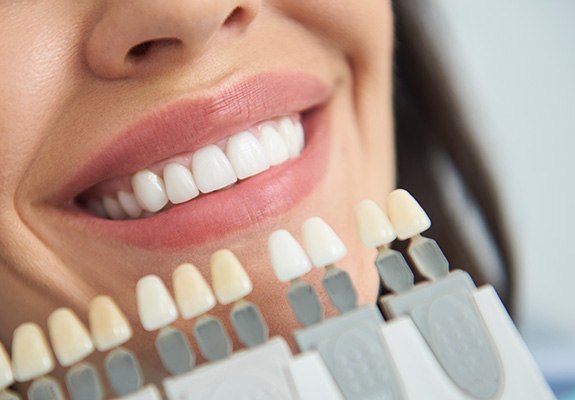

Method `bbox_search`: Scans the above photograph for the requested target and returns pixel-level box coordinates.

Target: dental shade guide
[0,343,20,400]
[210,250,268,349]
[47,308,103,400]
[163,250,330,400]
[268,229,324,327]
[10,323,66,400]
[368,189,554,400]
[270,222,406,400]
[355,200,414,294]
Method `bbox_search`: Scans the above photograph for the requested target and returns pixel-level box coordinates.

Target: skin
[0,0,394,383]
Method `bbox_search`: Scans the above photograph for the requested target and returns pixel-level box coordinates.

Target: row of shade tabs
[0,189,444,400]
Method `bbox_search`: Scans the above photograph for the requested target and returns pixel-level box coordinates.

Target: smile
[81,115,305,220]
[59,73,334,248]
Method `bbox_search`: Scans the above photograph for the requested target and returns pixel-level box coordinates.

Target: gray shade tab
[105,347,143,397]
[375,247,414,293]
[408,236,449,280]
[28,377,65,400]
[322,266,357,313]
[230,301,269,348]
[194,315,232,362]
[66,362,104,400]
[155,327,195,376]
[287,280,323,327]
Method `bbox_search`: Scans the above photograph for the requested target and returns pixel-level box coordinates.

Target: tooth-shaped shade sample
[11,323,55,382]
[117,191,143,218]
[48,308,94,367]
[0,342,14,390]
[226,131,270,179]
[355,200,397,248]
[131,170,169,212]
[137,275,179,331]
[102,195,127,220]
[302,217,347,268]
[163,162,200,204]
[387,189,431,240]
[278,117,304,158]
[89,296,133,352]
[258,124,289,166]
[268,230,312,282]
[210,250,253,305]
[173,263,216,319]
[191,145,237,193]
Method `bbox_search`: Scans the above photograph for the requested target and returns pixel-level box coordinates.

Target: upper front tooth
[191,145,237,193]
[163,162,200,204]
[131,170,169,212]
[278,117,304,159]
[11,323,55,382]
[225,131,270,179]
[117,191,143,218]
[258,125,289,166]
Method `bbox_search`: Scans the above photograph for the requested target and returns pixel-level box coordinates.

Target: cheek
[0,2,88,193]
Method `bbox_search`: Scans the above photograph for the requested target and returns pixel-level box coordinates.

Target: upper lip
[59,72,332,204]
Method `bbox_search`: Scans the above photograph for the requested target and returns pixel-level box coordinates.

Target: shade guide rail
[1,189,554,400]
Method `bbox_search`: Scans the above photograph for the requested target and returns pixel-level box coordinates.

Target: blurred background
[392,1,575,398]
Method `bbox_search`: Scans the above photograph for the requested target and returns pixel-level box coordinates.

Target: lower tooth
[102,196,128,220]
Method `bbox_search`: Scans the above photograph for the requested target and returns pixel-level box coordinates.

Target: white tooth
[301,217,347,268]
[87,199,107,218]
[173,263,216,319]
[210,249,253,305]
[131,170,169,212]
[89,296,133,352]
[11,323,55,382]
[225,131,270,179]
[258,125,289,166]
[136,275,178,331]
[0,342,14,390]
[117,191,143,218]
[293,119,305,153]
[278,117,304,158]
[354,200,397,248]
[47,308,94,367]
[387,189,431,240]
[102,195,127,220]
[163,162,200,204]
[191,145,237,193]
[268,230,312,282]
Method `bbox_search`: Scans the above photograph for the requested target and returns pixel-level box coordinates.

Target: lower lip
[63,106,331,249]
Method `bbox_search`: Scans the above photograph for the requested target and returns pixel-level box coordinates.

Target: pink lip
[58,72,334,249]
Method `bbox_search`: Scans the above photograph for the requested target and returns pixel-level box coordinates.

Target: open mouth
[77,115,306,220]
[57,73,334,248]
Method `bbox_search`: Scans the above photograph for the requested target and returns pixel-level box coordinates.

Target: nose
[85,0,260,79]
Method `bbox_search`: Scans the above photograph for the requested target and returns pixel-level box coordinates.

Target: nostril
[127,38,181,60]
[223,7,245,27]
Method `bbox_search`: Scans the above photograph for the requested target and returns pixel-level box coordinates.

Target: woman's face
[0,0,393,364]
